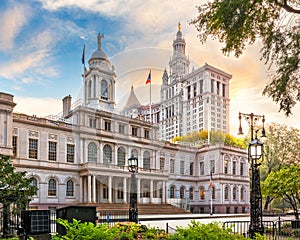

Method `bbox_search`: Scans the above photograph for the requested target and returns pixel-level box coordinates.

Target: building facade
[0,29,248,214]
[123,24,231,141]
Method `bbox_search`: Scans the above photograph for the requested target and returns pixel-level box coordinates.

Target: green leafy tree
[0,154,37,211]
[261,123,300,210]
[171,130,246,148]
[190,0,300,115]
[263,164,300,219]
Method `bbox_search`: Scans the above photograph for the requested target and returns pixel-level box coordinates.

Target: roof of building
[123,85,141,109]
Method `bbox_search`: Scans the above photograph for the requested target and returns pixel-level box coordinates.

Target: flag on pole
[146,70,151,84]
[81,44,85,65]
[209,171,213,188]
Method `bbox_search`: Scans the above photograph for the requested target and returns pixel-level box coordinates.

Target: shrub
[167,220,248,240]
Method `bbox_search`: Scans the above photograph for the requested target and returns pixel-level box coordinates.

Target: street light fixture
[128,156,138,223]
[238,112,266,238]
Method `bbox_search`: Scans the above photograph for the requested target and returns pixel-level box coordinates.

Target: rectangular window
[48,141,57,161]
[132,127,138,136]
[210,160,215,174]
[224,160,228,174]
[217,81,220,95]
[29,138,38,159]
[119,124,125,134]
[144,129,150,139]
[233,161,236,175]
[240,162,244,176]
[222,83,226,97]
[180,161,184,175]
[190,162,194,176]
[12,136,17,156]
[170,159,175,174]
[160,158,165,170]
[200,161,204,175]
[67,144,75,163]
[104,121,111,131]
[89,118,96,128]
[211,79,214,93]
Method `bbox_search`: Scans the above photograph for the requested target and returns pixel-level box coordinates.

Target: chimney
[62,95,72,117]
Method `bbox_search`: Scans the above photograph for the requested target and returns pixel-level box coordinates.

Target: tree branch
[274,0,300,14]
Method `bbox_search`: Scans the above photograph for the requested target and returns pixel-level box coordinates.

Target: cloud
[0,3,31,51]
[14,96,61,117]
[0,30,58,81]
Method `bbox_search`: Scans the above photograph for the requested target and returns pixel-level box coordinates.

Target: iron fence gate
[224,220,300,239]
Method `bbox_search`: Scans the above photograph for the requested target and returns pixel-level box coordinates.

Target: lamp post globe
[249,138,263,161]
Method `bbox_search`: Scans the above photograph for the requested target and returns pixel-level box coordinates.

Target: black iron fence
[97,210,129,227]
[223,220,300,239]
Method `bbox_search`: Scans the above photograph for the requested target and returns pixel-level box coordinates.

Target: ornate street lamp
[238,112,266,238]
[128,156,138,223]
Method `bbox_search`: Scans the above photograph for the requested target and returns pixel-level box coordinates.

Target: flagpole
[210,170,213,215]
[150,70,152,123]
[82,44,86,104]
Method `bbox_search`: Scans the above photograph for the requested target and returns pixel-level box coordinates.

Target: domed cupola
[83,32,116,111]
[173,22,186,55]
[88,33,110,70]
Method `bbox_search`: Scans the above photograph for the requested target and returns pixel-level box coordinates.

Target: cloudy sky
[1,0,299,135]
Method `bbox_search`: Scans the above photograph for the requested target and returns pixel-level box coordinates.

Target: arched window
[88,142,97,162]
[48,179,57,196]
[224,186,229,200]
[101,80,108,100]
[31,178,38,196]
[103,144,112,164]
[241,186,245,201]
[180,186,185,199]
[233,186,237,200]
[66,180,74,197]
[117,147,126,167]
[131,149,138,158]
[200,186,205,200]
[170,186,175,198]
[212,186,216,200]
[189,187,194,200]
[143,151,150,170]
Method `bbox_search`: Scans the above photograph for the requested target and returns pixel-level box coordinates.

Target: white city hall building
[0,25,249,214]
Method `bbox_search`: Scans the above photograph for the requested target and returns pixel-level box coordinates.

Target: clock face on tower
[101,79,108,100]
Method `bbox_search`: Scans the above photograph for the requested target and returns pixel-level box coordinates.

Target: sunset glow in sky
[1,0,299,135]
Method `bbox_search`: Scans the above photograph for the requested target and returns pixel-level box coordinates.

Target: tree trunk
[264,195,273,210]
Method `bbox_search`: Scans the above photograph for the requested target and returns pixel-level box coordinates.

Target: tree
[0,154,37,235]
[261,123,300,210]
[190,0,300,116]
[263,164,300,219]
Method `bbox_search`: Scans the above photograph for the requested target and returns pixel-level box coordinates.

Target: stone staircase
[80,203,189,215]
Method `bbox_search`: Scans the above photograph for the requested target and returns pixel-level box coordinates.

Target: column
[80,177,84,203]
[80,139,84,164]
[92,175,96,203]
[150,179,153,203]
[137,178,141,203]
[87,175,92,203]
[123,177,127,203]
[99,142,103,164]
[162,181,166,203]
[114,145,118,165]
[108,176,112,203]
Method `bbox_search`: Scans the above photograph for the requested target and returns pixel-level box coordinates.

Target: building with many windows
[0,29,248,214]
[123,24,231,141]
